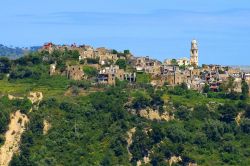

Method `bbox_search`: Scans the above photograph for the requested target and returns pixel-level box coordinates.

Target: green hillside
[0,51,250,166]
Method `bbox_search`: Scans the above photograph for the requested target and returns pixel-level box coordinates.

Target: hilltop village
[1,40,250,166]
[41,40,249,93]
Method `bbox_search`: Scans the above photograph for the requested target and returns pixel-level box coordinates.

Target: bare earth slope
[0,111,29,166]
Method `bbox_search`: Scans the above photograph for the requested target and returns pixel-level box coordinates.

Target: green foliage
[0,57,11,73]
[9,67,41,80]
[124,50,130,55]
[0,54,250,165]
[132,91,151,109]
[203,119,225,141]
[11,98,32,114]
[241,119,250,133]
[171,59,178,65]
[129,130,152,162]
[203,83,210,93]
[136,72,151,84]
[241,80,249,100]
[192,104,212,120]
[14,53,42,66]
[115,59,127,70]
[86,58,99,64]
[82,66,98,78]
[112,49,118,54]
[0,73,4,80]
[218,103,238,123]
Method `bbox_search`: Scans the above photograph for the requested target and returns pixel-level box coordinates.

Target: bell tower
[190,40,199,67]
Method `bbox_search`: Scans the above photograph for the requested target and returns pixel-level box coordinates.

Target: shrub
[82,66,98,77]
[86,58,99,64]
[0,73,4,80]
[241,119,250,133]
[132,91,151,109]
[115,59,127,70]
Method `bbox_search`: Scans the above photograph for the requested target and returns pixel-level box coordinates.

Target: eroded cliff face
[43,119,51,135]
[139,108,174,121]
[0,92,43,166]
[0,111,29,166]
[126,127,136,161]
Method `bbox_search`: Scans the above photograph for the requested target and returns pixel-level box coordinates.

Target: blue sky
[1,0,250,65]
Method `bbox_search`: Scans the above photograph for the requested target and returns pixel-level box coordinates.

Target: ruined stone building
[97,65,124,85]
[161,65,188,85]
[99,53,118,65]
[67,65,84,80]
[134,56,162,76]
[124,72,136,83]
[177,57,190,66]
[78,45,97,61]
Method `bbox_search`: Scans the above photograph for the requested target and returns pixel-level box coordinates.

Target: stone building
[161,65,188,85]
[134,56,162,76]
[67,65,84,80]
[78,46,96,61]
[40,42,54,54]
[99,53,118,65]
[124,72,136,83]
[190,40,199,67]
[97,65,124,85]
[177,57,190,66]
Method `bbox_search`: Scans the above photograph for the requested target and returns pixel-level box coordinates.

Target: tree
[180,82,188,90]
[72,86,79,96]
[218,103,238,123]
[132,91,151,109]
[115,59,127,70]
[136,72,151,84]
[227,77,235,93]
[203,83,210,93]
[82,66,98,78]
[171,59,178,65]
[112,49,118,54]
[241,119,250,133]
[71,50,80,60]
[192,104,211,120]
[0,57,11,73]
[124,50,130,55]
[241,80,249,100]
[129,130,152,162]
[204,120,224,141]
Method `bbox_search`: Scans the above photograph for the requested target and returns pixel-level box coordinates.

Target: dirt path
[0,111,29,166]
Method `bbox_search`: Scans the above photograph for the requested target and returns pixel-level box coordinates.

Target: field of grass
[0,75,70,100]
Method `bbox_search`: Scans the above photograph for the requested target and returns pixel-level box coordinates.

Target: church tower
[190,40,199,67]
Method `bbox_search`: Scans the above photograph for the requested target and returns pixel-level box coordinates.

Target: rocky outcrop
[43,119,51,135]
[28,92,43,104]
[0,111,29,166]
[126,127,136,161]
[168,156,182,166]
[139,108,174,121]
[137,156,150,166]
[7,94,24,100]
[235,112,244,126]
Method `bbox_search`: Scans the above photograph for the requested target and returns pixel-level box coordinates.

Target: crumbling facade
[67,65,84,80]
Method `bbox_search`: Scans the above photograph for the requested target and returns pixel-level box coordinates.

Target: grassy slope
[1,76,250,165]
